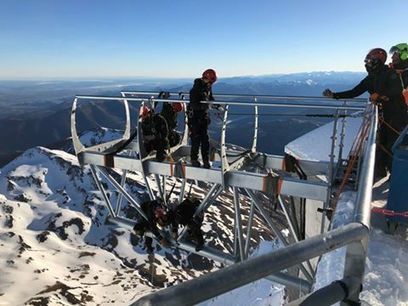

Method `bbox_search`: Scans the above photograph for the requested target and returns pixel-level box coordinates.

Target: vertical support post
[289,196,301,240]
[338,108,347,166]
[246,189,313,283]
[179,93,189,146]
[89,165,116,218]
[251,98,258,153]
[233,187,245,260]
[341,239,368,305]
[115,169,127,216]
[162,175,167,205]
[278,195,314,276]
[155,174,165,201]
[321,109,339,234]
[143,175,156,201]
[244,200,255,258]
[220,105,230,186]
[178,179,187,203]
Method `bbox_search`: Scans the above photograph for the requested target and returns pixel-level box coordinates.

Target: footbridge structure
[70,91,375,305]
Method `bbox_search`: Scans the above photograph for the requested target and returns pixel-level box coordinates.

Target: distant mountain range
[0,71,367,166]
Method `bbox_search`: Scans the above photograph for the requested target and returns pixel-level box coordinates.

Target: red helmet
[154,207,167,219]
[171,102,184,112]
[365,48,387,72]
[202,69,217,83]
[139,105,151,119]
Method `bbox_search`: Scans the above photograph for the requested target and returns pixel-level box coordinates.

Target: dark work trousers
[190,113,210,162]
[375,122,401,178]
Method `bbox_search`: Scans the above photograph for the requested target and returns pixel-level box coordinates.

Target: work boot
[191,160,201,167]
[202,161,211,169]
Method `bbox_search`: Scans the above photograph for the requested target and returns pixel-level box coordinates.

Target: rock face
[0,146,276,305]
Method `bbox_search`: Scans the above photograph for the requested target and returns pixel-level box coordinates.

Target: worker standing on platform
[323,48,408,180]
[389,43,408,104]
[188,69,217,168]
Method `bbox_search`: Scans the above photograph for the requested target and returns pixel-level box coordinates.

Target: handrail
[353,104,378,226]
[121,90,368,103]
[75,95,365,110]
[132,223,368,306]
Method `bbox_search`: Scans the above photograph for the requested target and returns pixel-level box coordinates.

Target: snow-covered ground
[0,146,279,305]
[313,179,408,306]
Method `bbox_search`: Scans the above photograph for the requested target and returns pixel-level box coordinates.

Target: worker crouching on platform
[133,198,205,253]
[140,105,169,162]
[159,91,184,148]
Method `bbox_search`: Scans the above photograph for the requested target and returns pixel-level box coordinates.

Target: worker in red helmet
[188,69,218,168]
[133,199,171,253]
[140,104,169,162]
[323,48,408,180]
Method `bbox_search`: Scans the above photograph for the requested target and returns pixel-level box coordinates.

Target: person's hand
[323,89,334,98]
[370,93,389,104]
[171,230,178,240]
[211,103,224,112]
[370,93,380,103]
[403,89,408,104]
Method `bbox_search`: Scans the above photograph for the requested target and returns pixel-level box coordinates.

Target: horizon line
[0,70,366,82]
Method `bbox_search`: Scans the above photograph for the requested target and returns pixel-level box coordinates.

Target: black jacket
[400,68,408,89]
[137,200,164,239]
[160,102,178,130]
[168,199,203,230]
[142,113,168,141]
[189,78,214,113]
[333,65,407,129]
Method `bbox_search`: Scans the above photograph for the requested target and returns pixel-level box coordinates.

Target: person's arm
[386,70,405,99]
[155,115,168,139]
[332,77,369,99]
[189,79,206,110]
[209,88,215,101]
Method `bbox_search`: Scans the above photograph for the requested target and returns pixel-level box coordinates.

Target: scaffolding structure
[71,91,373,305]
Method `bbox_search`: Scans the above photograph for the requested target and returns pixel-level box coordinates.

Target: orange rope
[379,117,401,136]
[331,116,371,211]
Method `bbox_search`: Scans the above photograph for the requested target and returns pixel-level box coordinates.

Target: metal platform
[71,91,374,304]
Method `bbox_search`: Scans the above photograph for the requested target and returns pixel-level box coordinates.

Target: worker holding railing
[323,48,408,180]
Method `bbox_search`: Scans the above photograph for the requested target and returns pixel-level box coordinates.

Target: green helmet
[390,43,408,61]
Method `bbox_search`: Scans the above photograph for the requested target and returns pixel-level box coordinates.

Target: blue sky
[0,0,406,79]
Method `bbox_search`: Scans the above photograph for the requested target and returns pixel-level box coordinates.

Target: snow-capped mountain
[0,146,279,305]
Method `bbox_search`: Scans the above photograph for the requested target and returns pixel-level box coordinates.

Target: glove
[171,230,178,240]
[403,89,408,104]
[370,93,389,104]
[322,89,334,98]
[211,104,225,112]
